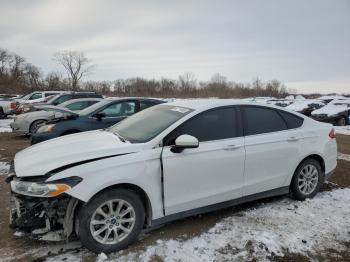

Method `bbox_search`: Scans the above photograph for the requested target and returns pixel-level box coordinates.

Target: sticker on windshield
[171,107,190,114]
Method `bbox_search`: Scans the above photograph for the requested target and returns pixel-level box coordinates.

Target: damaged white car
[7,100,337,253]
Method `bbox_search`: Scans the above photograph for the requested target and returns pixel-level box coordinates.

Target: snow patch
[338,153,350,161]
[0,161,10,174]
[110,188,350,261]
[335,125,350,135]
[0,118,13,132]
[96,253,108,262]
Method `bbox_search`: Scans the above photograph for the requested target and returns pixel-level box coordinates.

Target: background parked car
[17,91,103,114]
[31,97,165,144]
[317,95,347,104]
[0,97,17,118]
[10,98,102,135]
[311,99,350,126]
[285,100,325,116]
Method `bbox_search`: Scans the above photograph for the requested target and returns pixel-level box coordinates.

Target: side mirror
[93,112,106,120]
[171,134,199,153]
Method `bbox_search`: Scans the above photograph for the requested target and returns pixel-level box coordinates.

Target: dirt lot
[0,133,349,261]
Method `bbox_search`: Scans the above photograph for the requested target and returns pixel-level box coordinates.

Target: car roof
[165,99,283,111]
[59,98,102,106]
[104,97,165,101]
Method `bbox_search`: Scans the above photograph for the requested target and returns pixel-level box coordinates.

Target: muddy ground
[0,133,349,261]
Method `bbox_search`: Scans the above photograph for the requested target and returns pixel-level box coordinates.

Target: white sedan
[8,99,337,253]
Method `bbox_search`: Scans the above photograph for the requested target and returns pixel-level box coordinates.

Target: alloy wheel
[297,164,319,195]
[90,199,136,244]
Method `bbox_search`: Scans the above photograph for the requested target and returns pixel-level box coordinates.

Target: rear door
[242,106,303,196]
[162,107,245,215]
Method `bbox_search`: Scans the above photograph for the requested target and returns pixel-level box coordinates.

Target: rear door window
[242,106,287,136]
[279,111,304,129]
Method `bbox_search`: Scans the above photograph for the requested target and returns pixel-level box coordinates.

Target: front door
[92,100,138,129]
[162,107,245,215]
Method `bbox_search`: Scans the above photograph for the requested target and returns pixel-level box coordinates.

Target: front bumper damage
[9,193,79,241]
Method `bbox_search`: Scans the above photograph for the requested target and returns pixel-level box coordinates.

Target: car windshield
[78,99,110,115]
[109,105,193,143]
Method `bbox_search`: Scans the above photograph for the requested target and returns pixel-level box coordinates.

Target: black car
[311,102,350,126]
[31,97,165,144]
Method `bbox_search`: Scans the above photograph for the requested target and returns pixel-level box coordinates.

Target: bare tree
[24,63,41,91]
[54,50,94,91]
[178,72,197,94]
[210,73,227,85]
[0,48,9,75]
[10,54,26,80]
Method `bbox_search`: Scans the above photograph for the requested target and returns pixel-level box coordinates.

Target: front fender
[46,148,164,220]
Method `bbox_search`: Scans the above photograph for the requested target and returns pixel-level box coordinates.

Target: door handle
[224,144,242,150]
[287,136,300,142]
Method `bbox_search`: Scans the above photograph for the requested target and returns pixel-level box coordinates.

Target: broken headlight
[11,180,71,197]
[37,124,56,133]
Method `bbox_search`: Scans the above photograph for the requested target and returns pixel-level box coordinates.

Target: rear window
[243,106,287,136]
[279,111,304,129]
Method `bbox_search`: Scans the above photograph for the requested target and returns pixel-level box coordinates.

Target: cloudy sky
[1,0,349,93]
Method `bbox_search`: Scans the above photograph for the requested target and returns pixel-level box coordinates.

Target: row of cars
[252,95,350,126]
[9,92,166,144]
[7,93,350,147]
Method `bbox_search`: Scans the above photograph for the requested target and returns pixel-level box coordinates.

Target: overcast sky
[1,0,349,94]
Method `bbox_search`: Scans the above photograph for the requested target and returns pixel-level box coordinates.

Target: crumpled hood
[311,105,348,116]
[14,130,144,177]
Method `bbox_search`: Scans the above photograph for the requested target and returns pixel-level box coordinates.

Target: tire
[29,120,47,134]
[290,159,323,201]
[0,107,4,119]
[78,188,145,254]
[337,116,347,126]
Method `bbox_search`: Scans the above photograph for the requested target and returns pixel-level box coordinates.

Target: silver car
[10,98,102,135]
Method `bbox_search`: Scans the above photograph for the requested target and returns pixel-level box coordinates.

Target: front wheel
[290,159,323,201]
[0,107,5,119]
[78,188,145,254]
[30,120,47,134]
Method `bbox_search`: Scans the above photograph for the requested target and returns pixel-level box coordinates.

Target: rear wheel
[29,120,47,134]
[78,189,145,254]
[0,107,5,119]
[337,116,347,126]
[290,159,323,200]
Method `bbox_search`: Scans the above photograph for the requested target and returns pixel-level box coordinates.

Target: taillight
[329,128,336,139]
[10,102,17,109]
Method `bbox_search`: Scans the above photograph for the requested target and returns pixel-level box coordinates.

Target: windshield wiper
[113,132,128,143]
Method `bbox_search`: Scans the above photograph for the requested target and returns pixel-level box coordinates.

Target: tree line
[0,48,289,98]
